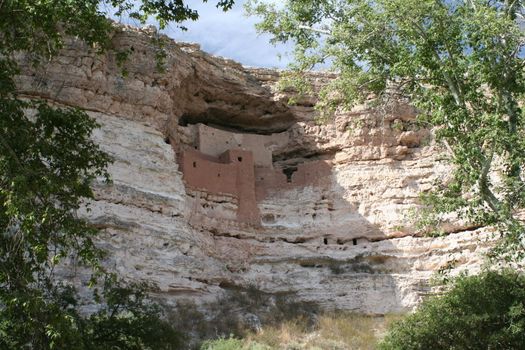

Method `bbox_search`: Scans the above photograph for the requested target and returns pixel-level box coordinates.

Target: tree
[0,1,234,348]
[246,0,525,260]
[378,270,525,349]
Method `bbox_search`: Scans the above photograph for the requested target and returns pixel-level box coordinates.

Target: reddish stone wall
[179,147,333,224]
[254,168,287,200]
[195,124,288,167]
[179,148,238,195]
[179,148,260,224]
[222,149,260,223]
[255,160,333,201]
[292,161,333,186]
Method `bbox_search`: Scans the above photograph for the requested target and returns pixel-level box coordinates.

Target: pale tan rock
[15,24,495,315]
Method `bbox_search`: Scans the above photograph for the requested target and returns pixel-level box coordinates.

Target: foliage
[200,312,398,350]
[247,0,525,260]
[0,278,183,349]
[0,0,235,57]
[379,270,525,350]
[0,0,235,348]
[200,336,270,350]
[85,279,183,350]
[170,286,319,348]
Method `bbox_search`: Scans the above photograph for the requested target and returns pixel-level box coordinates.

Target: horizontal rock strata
[15,24,493,315]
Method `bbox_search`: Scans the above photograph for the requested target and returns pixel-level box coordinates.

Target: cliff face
[15,25,492,315]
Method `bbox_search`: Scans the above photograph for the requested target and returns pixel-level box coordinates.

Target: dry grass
[231,312,402,350]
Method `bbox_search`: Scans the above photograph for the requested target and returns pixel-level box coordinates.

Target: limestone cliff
[15,25,493,315]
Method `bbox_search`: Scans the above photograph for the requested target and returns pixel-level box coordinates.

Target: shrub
[0,279,183,350]
[170,287,319,348]
[379,270,525,350]
[200,336,269,350]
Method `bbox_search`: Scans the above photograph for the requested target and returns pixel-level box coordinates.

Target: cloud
[110,1,293,68]
[165,1,293,68]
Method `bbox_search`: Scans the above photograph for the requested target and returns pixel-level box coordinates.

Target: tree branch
[478,149,502,212]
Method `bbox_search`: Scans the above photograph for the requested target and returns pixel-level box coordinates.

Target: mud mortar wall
[179,123,331,225]
[255,161,333,201]
[196,123,288,167]
[179,148,260,224]
[179,149,238,196]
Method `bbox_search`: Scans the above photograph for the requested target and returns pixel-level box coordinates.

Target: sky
[110,1,293,69]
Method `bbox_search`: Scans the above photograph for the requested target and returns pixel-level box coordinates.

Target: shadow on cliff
[172,116,418,337]
[167,285,321,349]
[254,133,412,314]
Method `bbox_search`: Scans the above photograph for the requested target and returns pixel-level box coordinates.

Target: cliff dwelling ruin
[11,26,494,317]
[175,123,333,225]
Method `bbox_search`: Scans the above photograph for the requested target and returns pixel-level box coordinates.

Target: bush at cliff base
[379,270,525,350]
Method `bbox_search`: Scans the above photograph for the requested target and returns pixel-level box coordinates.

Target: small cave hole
[337,239,343,245]
[193,161,197,168]
[226,141,229,144]
[217,173,221,177]
[178,116,189,126]
[323,238,328,245]
[262,214,275,224]
[352,238,358,246]
[238,156,243,162]
[312,213,317,220]
[283,167,298,183]
[164,137,171,145]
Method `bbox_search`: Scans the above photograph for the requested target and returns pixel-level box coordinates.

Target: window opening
[283,167,298,183]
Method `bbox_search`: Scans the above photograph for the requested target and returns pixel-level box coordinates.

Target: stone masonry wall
[179,148,260,224]
[255,161,333,201]
[196,123,288,167]
[179,124,333,225]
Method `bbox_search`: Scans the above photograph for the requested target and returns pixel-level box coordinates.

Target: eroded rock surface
[16,25,493,315]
